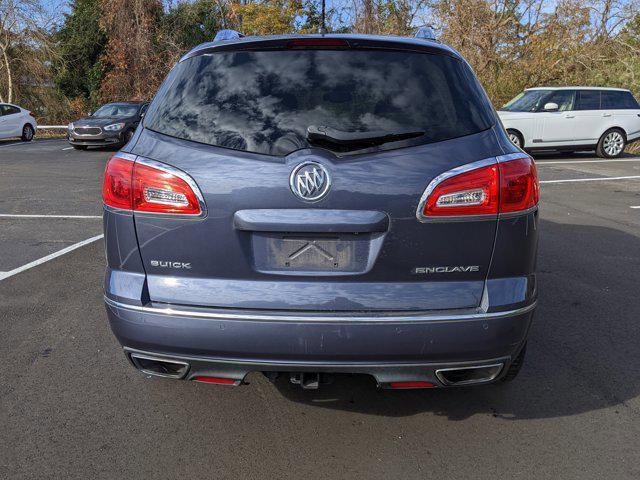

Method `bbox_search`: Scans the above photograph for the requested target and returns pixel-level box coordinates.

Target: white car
[498,87,640,158]
[0,103,37,141]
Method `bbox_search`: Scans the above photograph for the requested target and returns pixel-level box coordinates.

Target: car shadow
[0,139,24,147]
[266,219,640,420]
[531,150,639,160]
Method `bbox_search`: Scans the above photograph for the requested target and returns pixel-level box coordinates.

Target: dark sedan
[68,101,148,150]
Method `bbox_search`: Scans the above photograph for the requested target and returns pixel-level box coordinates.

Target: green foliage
[52,0,106,108]
[231,0,305,36]
[592,13,640,95]
[162,0,226,50]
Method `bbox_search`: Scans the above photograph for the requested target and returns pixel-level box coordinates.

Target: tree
[98,0,165,101]
[429,0,640,106]
[162,0,226,52]
[230,0,305,35]
[0,0,55,104]
[53,0,106,107]
[350,0,427,35]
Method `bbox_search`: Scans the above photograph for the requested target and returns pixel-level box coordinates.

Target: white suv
[0,104,37,142]
[498,87,640,158]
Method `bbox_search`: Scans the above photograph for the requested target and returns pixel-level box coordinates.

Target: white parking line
[537,158,640,165]
[630,206,640,209]
[0,214,101,219]
[62,147,73,151]
[0,234,104,282]
[540,175,640,184]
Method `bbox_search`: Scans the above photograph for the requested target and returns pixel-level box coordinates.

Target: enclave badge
[413,266,480,274]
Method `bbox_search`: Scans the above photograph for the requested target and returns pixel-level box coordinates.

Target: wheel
[501,343,526,383]
[21,124,34,141]
[507,129,523,149]
[596,128,626,158]
[72,145,87,150]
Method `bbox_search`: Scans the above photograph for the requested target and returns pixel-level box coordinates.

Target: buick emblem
[290,161,331,202]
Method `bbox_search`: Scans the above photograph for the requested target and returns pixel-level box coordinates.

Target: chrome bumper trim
[105,296,536,324]
[123,346,510,370]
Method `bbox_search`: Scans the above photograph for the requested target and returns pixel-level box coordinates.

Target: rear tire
[72,145,87,150]
[507,129,523,149]
[596,128,626,158]
[21,124,34,142]
[501,343,526,383]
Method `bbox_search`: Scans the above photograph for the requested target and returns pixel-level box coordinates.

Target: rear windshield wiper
[306,125,425,151]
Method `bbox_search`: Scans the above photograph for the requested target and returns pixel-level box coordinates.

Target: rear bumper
[105,297,535,386]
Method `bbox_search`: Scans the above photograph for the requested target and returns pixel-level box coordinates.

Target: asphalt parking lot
[1,138,639,479]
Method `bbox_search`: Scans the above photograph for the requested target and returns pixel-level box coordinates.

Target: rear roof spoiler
[180,34,458,63]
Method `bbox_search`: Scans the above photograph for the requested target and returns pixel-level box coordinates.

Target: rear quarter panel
[498,113,536,146]
[614,109,640,141]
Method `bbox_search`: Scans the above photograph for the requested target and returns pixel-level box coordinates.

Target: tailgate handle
[234,209,389,233]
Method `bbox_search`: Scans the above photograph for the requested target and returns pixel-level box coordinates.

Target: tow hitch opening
[288,372,334,390]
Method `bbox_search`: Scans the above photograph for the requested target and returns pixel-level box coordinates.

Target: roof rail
[214,29,245,42]
[414,26,437,41]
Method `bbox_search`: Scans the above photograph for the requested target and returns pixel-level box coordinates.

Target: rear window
[145,49,494,156]
[601,90,638,109]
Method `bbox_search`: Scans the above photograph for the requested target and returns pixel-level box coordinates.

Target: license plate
[251,234,364,273]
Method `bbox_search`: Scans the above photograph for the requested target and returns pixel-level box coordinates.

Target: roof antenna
[320,0,327,34]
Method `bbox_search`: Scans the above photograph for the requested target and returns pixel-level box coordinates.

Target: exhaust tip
[435,363,503,386]
[129,353,189,379]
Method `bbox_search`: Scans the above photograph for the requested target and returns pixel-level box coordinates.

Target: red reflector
[102,155,202,215]
[192,376,237,385]
[390,381,436,389]
[499,157,539,213]
[102,156,134,210]
[288,39,349,48]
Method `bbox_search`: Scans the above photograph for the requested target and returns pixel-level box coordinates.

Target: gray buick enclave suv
[103,30,539,390]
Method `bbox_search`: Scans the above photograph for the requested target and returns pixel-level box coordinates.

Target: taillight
[102,156,134,210]
[102,155,203,216]
[288,39,350,48]
[418,155,538,220]
[422,163,499,217]
[132,162,201,214]
[499,157,539,213]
